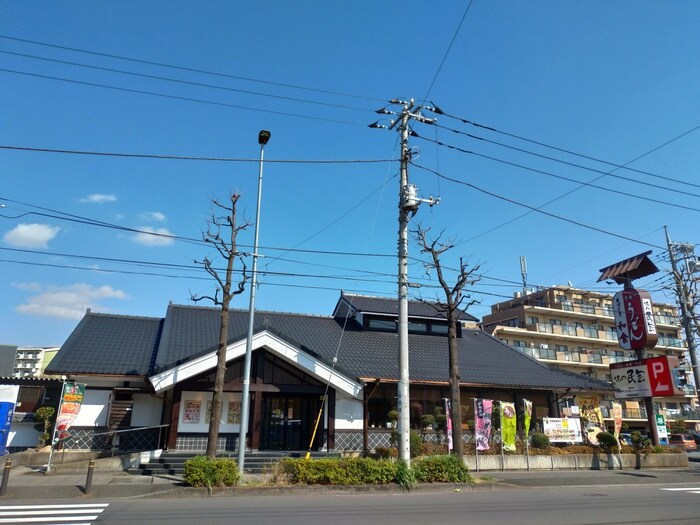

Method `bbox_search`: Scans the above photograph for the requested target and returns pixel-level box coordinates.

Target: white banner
[543,417,583,443]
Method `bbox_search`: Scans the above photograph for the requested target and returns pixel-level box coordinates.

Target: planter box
[464,453,688,471]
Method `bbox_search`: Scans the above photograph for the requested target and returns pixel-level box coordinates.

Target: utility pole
[370,99,438,464]
[665,227,700,393]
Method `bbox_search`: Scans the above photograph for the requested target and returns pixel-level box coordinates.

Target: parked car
[619,433,633,446]
[687,431,700,445]
[668,433,698,451]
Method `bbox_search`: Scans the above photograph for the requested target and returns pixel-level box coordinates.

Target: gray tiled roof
[338,292,479,322]
[46,312,163,376]
[154,304,610,392]
[49,301,611,392]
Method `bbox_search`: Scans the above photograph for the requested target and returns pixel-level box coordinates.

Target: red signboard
[612,289,658,350]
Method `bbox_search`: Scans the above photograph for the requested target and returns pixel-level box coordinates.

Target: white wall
[131,394,163,427]
[0,386,19,404]
[72,389,110,427]
[178,391,242,433]
[334,396,363,430]
[8,421,40,448]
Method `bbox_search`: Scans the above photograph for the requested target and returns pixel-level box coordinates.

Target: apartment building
[482,285,699,431]
[11,347,59,378]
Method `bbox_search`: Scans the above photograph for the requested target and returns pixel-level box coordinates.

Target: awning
[598,251,659,284]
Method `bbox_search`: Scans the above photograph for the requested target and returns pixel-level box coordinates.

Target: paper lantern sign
[612,289,657,351]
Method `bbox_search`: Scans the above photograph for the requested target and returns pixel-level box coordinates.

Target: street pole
[370,100,438,465]
[396,103,412,465]
[665,227,700,393]
[238,130,270,476]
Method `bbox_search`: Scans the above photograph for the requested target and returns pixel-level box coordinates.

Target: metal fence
[61,425,168,453]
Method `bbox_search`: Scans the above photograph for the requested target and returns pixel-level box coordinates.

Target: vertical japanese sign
[443,398,453,453]
[655,414,668,441]
[474,399,492,451]
[612,289,658,350]
[577,395,604,446]
[523,399,532,437]
[55,383,86,441]
[500,402,517,452]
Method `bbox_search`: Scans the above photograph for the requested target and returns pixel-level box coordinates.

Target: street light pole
[238,129,270,476]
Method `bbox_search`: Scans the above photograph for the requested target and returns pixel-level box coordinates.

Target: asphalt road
[90,484,699,525]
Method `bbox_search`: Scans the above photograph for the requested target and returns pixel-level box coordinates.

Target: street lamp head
[258,130,271,145]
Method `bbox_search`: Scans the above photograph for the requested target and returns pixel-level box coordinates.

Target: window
[408,322,427,334]
[430,324,448,335]
[555,344,568,353]
[513,340,527,348]
[527,316,539,325]
[584,326,599,338]
[550,319,562,326]
[368,319,396,331]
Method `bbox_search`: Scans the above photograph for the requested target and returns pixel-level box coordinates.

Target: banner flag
[55,383,86,441]
[612,402,623,440]
[474,399,493,451]
[501,402,517,452]
[523,399,533,437]
[443,398,453,453]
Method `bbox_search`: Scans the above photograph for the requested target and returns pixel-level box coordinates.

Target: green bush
[183,456,240,487]
[530,432,550,449]
[410,430,422,458]
[395,459,415,490]
[279,457,397,485]
[413,454,472,484]
[596,432,618,453]
[631,431,651,452]
[33,406,56,447]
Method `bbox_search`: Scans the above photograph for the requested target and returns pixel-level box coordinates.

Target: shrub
[278,457,397,485]
[413,454,472,484]
[395,459,416,490]
[33,406,56,447]
[596,432,619,453]
[410,430,422,458]
[375,446,395,459]
[183,456,240,487]
[631,431,651,452]
[530,432,550,449]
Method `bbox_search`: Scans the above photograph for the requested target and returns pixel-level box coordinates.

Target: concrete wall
[465,453,689,471]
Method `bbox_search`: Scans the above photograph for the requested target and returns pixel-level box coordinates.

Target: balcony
[658,336,684,348]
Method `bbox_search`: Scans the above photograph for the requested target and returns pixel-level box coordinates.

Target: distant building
[11,347,59,378]
[482,285,699,431]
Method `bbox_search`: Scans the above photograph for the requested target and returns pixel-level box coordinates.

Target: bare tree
[414,225,480,458]
[192,193,250,459]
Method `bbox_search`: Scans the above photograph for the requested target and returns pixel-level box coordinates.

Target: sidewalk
[0,459,696,502]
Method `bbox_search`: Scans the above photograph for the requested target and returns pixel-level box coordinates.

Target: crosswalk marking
[0,503,108,524]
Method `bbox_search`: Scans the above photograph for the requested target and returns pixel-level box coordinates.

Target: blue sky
[2,2,699,346]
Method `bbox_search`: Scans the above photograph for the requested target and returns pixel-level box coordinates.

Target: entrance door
[260,395,320,451]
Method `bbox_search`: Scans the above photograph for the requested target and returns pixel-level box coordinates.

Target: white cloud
[3,223,60,248]
[79,193,117,204]
[15,283,128,320]
[141,211,166,222]
[133,227,174,246]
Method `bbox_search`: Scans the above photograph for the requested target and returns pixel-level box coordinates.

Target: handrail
[89,424,169,438]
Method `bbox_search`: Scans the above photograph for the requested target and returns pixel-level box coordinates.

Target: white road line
[661,487,700,491]
[0,506,108,511]
[0,510,101,516]
[0,517,98,523]
[0,503,108,524]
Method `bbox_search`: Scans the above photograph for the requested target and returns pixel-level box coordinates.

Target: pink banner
[475,399,493,451]
[444,398,453,453]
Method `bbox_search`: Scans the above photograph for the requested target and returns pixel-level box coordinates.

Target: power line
[416,134,700,213]
[423,0,475,99]
[440,111,700,190]
[0,144,395,164]
[0,49,370,113]
[411,162,665,250]
[0,34,385,104]
[0,67,364,127]
[433,123,700,199]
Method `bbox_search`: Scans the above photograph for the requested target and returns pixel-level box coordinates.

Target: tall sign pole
[238,130,270,475]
